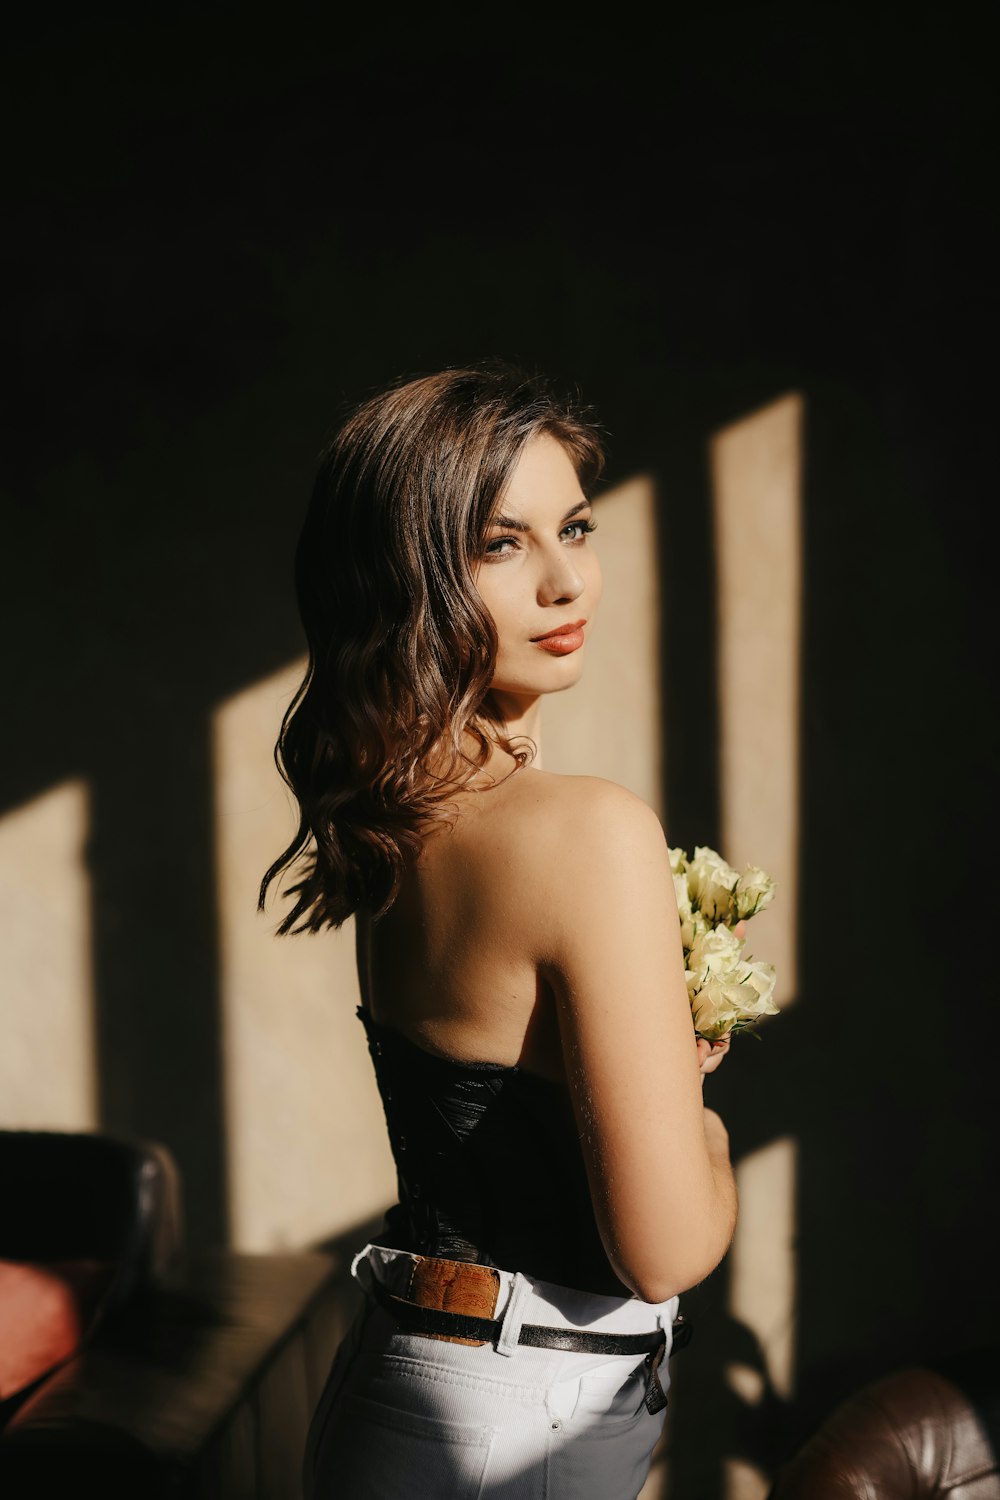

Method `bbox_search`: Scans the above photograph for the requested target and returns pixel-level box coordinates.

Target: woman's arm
[531,777,738,1303]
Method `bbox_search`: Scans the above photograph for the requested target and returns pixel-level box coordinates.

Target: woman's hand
[696,1033,731,1081]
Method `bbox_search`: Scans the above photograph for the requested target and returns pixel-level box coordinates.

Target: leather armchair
[770,1347,1000,1499]
[0,1129,349,1499]
[0,1128,184,1415]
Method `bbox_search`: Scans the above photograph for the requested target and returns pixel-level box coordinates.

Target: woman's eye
[482,519,595,560]
[482,535,519,559]
[562,519,597,543]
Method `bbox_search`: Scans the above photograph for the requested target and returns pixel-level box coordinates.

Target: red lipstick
[530,619,587,655]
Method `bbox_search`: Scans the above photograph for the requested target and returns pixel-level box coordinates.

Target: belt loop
[494,1272,531,1358]
[656,1295,682,1347]
[350,1242,377,1302]
[352,1243,425,1306]
[350,1242,374,1281]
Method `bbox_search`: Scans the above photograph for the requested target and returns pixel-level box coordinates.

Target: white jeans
[304,1243,682,1500]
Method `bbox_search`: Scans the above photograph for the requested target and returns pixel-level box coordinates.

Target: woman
[260,363,736,1499]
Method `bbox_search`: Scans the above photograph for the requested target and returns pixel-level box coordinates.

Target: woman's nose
[538,551,585,605]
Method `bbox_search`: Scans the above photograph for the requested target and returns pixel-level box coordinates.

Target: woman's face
[475,433,602,701]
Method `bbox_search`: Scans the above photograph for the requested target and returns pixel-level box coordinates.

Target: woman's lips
[531,620,586,655]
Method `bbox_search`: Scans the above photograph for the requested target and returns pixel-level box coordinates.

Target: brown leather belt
[369,1255,692,1416]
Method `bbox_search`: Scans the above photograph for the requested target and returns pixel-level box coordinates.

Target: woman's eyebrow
[492,499,591,532]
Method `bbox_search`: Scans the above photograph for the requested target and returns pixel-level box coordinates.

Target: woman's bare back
[357,754,574,1082]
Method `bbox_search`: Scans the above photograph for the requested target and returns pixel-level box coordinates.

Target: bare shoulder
[501,769,666,859]
[479,770,672,944]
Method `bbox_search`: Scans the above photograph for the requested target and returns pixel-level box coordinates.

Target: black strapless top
[357,1006,628,1298]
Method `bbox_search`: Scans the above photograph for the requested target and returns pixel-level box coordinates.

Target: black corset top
[357,1006,627,1298]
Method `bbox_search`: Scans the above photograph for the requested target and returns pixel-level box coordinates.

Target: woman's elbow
[615,1217,737,1305]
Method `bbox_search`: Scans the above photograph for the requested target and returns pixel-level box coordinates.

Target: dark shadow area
[310,1211,394,1338]
[2,7,996,1495]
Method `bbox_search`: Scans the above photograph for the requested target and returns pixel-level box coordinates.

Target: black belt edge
[371,1278,692,1356]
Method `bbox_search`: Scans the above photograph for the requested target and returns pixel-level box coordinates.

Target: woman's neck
[489,692,543,770]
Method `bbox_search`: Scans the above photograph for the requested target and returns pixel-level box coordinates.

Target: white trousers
[304,1243,682,1500]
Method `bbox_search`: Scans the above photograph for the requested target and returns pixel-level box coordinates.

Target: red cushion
[0,1259,117,1399]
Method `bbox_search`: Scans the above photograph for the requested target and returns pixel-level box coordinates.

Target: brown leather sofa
[770,1347,1000,1499]
[0,1129,349,1499]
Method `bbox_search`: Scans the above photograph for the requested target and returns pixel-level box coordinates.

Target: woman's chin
[544,661,586,694]
[494,660,587,698]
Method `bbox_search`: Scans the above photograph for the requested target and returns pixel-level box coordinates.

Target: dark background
[3,4,996,1494]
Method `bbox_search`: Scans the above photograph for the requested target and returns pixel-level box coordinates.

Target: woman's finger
[696,1033,732,1081]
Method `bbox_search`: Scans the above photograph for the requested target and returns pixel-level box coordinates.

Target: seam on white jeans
[378,1358,549,1401]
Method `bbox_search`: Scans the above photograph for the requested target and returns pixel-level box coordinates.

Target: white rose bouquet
[670,845,779,1043]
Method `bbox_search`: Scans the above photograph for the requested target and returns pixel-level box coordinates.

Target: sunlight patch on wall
[544,475,663,815]
[725,1137,798,1499]
[729,1135,798,1401]
[723,1457,772,1500]
[713,396,802,1500]
[712,394,802,1005]
[213,661,397,1252]
[0,779,96,1129]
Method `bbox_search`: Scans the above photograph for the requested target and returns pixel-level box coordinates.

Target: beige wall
[0,778,96,1131]
[713,396,802,1500]
[713,394,802,1009]
[213,666,396,1251]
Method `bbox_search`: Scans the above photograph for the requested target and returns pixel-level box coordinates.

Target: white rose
[688,970,745,1042]
[686,845,739,924]
[734,957,779,1016]
[733,866,777,921]
[668,845,688,875]
[680,905,710,953]
[687,922,743,981]
[673,872,700,954]
[688,958,779,1041]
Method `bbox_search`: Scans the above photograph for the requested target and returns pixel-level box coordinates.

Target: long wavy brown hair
[258,362,605,933]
